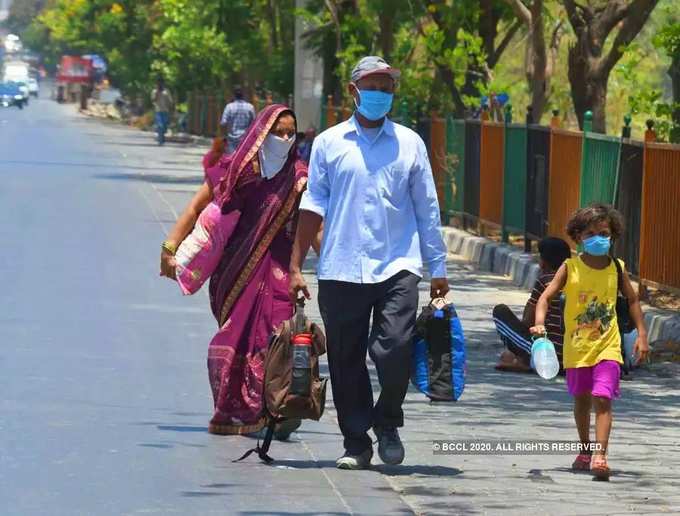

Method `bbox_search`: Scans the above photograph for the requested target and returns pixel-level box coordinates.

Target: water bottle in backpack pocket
[290,333,313,396]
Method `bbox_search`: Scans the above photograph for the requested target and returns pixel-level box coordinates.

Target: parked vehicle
[9,81,30,105]
[56,55,94,103]
[0,82,26,108]
[3,60,30,83]
[28,78,39,97]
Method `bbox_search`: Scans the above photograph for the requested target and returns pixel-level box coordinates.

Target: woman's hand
[529,325,546,336]
[160,249,177,280]
[288,269,310,304]
[633,332,650,365]
[296,177,307,194]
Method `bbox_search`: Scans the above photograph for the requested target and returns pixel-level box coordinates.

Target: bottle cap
[292,333,313,346]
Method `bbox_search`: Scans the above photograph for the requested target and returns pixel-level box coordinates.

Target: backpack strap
[232,418,277,464]
[612,257,625,295]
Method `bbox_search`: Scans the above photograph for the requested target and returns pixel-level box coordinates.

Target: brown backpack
[235,301,327,463]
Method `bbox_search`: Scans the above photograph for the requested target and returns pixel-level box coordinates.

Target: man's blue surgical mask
[354,89,393,121]
[582,235,611,256]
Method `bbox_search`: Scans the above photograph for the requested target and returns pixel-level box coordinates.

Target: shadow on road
[1,159,199,175]
[375,464,463,477]
[157,424,209,433]
[95,172,204,184]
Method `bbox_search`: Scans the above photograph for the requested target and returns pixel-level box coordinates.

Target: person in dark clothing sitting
[493,237,571,373]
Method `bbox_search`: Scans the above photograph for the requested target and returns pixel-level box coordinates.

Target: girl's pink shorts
[566,360,621,399]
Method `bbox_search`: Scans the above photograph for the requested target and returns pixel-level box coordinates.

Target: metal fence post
[550,109,560,129]
[622,114,632,139]
[502,104,512,243]
[644,119,657,142]
[524,106,534,252]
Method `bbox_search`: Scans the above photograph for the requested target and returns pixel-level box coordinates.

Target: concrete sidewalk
[79,112,680,515]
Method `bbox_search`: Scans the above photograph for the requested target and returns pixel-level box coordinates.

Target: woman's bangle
[161,240,177,255]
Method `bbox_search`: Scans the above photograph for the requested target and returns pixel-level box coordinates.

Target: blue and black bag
[411,301,466,401]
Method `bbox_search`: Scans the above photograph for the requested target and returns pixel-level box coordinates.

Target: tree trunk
[528,1,548,121]
[568,52,608,133]
[266,0,279,51]
[378,3,397,61]
[671,55,680,142]
[564,0,659,133]
[506,0,562,123]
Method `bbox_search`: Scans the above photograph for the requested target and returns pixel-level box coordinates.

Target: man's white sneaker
[336,448,373,470]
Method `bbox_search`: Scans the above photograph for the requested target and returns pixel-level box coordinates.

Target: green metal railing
[445,117,466,215]
[579,111,622,206]
[502,105,528,241]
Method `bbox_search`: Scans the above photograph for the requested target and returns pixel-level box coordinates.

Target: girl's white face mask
[258,134,296,179]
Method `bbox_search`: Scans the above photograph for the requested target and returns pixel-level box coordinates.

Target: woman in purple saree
[160,105,312,436]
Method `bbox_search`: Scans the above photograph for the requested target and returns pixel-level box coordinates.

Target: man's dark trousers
[318,270,420,455]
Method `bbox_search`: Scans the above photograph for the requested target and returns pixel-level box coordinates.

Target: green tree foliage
[23,0,295,102]
[17,0,675,137]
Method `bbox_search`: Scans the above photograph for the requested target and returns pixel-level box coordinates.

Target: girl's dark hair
[538,237,572,270]
[566,203,624,242]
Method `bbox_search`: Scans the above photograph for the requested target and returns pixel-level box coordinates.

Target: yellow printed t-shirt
[563,256,623,368]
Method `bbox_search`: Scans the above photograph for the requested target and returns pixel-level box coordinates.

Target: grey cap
[351,56,401,83]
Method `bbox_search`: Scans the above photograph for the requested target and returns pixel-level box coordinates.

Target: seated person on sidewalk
[493,237,571,373]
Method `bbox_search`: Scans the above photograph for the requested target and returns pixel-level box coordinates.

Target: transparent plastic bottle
[531,336,560,379]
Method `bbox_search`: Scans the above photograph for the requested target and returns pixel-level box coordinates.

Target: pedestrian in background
[151,78,173,146]
[289,56,449,470]
[493,237,571,373]
[220,87,256,153]
[531,203,649,480]
[297,126,316,164]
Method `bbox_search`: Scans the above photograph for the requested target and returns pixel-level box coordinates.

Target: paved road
[1,97,679,516]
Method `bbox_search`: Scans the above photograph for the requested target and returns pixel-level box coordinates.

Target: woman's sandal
[571,452,592,471]
[591,454,611,481]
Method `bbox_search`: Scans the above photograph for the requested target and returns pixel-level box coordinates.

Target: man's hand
[289,269,311,304]
[633,332,650,365]
[159,250,177,280]
[430,278,449,299]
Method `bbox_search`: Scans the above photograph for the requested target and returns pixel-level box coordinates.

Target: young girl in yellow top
[531,204,649,480]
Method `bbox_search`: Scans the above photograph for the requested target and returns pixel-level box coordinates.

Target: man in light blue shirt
[289,56,449,470]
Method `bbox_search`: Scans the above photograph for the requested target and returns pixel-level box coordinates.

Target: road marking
[119,147,210,300]
[298,437,355,515]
